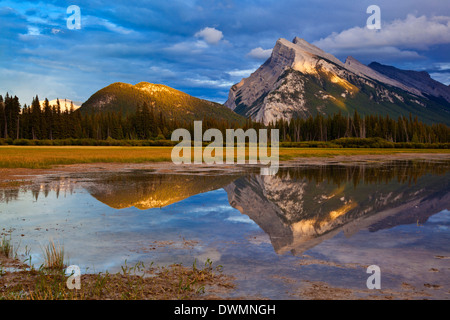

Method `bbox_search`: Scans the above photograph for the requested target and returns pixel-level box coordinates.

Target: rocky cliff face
[225,37,351,123]
[225,37,450,125]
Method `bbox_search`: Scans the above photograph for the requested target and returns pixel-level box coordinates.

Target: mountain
[80,82,246,123]
[225,37,450,125]
[368,62,450,103]
[39,99,82,112]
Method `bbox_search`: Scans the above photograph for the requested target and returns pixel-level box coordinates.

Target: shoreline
[1,246,443,300]
[0,253,237,300]
[1,151,450,183]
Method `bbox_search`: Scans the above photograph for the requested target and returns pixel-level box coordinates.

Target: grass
[0,236,13,258]
[0,259,233,300]
[0,146,449,169]
[42,240,65,270]
[0,235,233,300]
[0,146,174,169]
[277,147,450,161]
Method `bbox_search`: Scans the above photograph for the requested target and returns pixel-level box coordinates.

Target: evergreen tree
[0,95,4,139]
[30,95,41,139]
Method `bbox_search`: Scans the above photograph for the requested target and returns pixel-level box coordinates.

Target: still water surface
[1,160,449,298]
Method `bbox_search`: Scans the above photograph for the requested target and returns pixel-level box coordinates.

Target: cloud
[226,69,256,78]
[166,40,209,54]
[314,15,450,52]
[428,63,450,84]
[2,0,450,105]
[186,77,234,88]
[433,62,450,71]
[84,16,134,35]
[27,26,40,36]
[247,47,272,59]
[194,27,224,45]
[149,66,176,78]
[341,46,424,61]
[429,72,450,85]
[51,28,62,35]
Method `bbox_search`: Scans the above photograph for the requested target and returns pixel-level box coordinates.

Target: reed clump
[42,240,65,270]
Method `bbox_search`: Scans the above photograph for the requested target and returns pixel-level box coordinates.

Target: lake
[1,159,449,299]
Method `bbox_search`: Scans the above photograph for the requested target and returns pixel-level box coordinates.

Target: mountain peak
[292,37,328,56]
[344,56,358,65]
[225,37,351,122]
[369,62,450,103]
[272,37,345,74]
[39,99,81,112]
[134,82,178,95]
[80,81,246,123]
[291,36,311,46]
[225,36,450,125]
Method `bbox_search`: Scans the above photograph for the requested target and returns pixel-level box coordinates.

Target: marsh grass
[42,240,65,270]
[0,259,234,300]
[0,146,174,169]
[1,236,232,300]
[0,235,13,258]
[277,147,450,161]
[1,146,448,169]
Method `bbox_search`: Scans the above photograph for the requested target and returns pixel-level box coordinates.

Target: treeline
[0,94,244,141]
[1,93,450,147]
[272,111,450,144]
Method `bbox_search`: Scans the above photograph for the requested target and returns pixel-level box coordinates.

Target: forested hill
[79,82,245,124]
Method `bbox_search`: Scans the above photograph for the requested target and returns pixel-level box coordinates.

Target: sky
[1,0,449,106]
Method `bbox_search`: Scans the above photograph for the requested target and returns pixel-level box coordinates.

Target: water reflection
[20,160,449,256]
[0,189,20,203]
[3,160,449,258]
[225,161,450,255]
[85,172,243,210]
[1,160,449,298]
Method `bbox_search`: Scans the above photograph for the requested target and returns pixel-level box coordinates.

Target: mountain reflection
[225,160,450,254]
[17,160,450,255]
[86,172,243,210]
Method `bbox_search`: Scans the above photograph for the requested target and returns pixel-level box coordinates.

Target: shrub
[13,139,34,146]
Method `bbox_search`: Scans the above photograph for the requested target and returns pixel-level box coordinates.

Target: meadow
[0,146,449,169]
